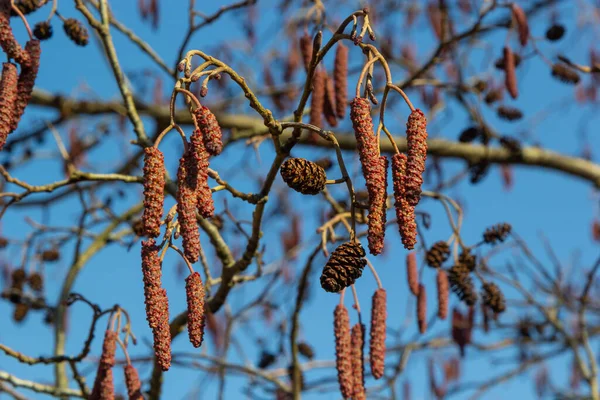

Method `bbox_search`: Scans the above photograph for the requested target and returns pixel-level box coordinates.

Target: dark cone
[280,158,326,195]
[320,242,367,293]
[28,272,43,292]
[497,106,523,121]
[426,241,450,268]
[545,24,565,41]
[33,21,52,40]
[63,18,89,46]
[458,250,476,272]
[448,264,477,306]
[297,342,315,360]
[551,64,580,85]
[12,0,41,15]
[483,223,512,244]
[13,302,29,322]
[482,282,506,314]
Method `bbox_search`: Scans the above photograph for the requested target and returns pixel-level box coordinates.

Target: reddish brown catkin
[185,271,206,348]
[334,42,348,118]
[417,283,427,334]
[194,106,223,156]
[141,239,171,371]
[511,3,529,46]
[142,148,165,238]
[437,269,449,320]
[11,40,40,134]
[323,72,338,127]
[0,2,29,66]
[406,252,419,296]
[350,323,366,400]
[90,330,117,400]
[504,46,518,99]
[369,288,387,380]
[334,304,354,399]
[404,109,428,207]
[310,68,326,128]
[176,149,200,263]
[392,153,417,249]
[124,364,143,400]
[190,129,214,219]
[299,33,312,72]
[0,62,18,150]
[350,97,387,255]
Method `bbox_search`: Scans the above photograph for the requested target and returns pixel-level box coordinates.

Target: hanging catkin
[350,323,366,400]
[391,153,417,249]
[176,149,200,263]
[334,304,354,399]
[89,330,117,400]
[406,252,419,296]
[0,2,30,65]
[369,288,387,380]
[310,69,326,128]
[504,46,518,99]
[142,147,165,238]
[299,33,312,71]
[190,129,214,219]
[10,40,40,134]
[194,106,223,156]
[124,364,143,400]
[334,42,348,118]
[185,271,206,348]
[0,62,18,150]
[437,269,449,320]
[404,109,428,207]
[417,284,427,333]
[367,156,388,255]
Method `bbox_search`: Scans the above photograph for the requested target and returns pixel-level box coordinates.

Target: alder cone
[406,252,419,297]
[11,40,41,133]
[392,153,417,249]
[404,109,428,206]
[437,269,449,320]
[448,264,477,306]
[417,284,427,333]
[0,62,18,150]
[426,241,450,268]
[124,364,143,400]
[310,69,326,128]
[33,22,52,40]
[482,282,506,314]
[28,271,43,292]
[13,302,29,322]
[195,106,223,156]
[483,223,512,244]
[333,43,348,118]
[63,18,89,46]
[142,147,165,238]
[350,323,366,400]
[369,288,387,379]
[280,157,326,195]
[13,0,41,15]
[320,241,367,293]
[185,272,206,348]
[334,304,354,399]
[176,152,200,263]
[190,130,214,219]
[503,46,518,99]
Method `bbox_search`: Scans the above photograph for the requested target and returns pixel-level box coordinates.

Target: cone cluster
[483,223,512,244]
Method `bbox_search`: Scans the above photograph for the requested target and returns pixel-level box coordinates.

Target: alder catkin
[299,33,312,71]
[417,284,427,334]
[334,42,348,118]
[367,156,388,255]
[404,109,428,206]
[142,147,165,238]
[406,252,419,297]
[194,106,223,156]
[90,330,117,400]
[190,129,214,219]
[334,304,354,399]
[176,150,200,263]
[0,62,18,150]
[323,72,338,127]
[310,69,326,128]
[0,3,29,65]
[350,323,366,400]
[503,46,518,99]
[369,288,387,380]
[185,271,206,348]
[511,4,529,46]
[11,40,40,133]
[437,269,449,320]
[124,364,143,400]
[392,153,417,249]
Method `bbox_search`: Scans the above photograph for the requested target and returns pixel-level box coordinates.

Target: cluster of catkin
[0,2,41,150]
[333,288,387,399]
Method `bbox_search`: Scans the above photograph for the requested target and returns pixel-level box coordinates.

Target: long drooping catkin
[417,284,427,334]
[369,288,387,380]
[406,252,419,296]
[404,109,428,206]
[350,97,388,255]
[194,106,223,156]
[334,304,354,399]
[0,62,18,150]
[90,330,117,400]
[392,153,417,249]
[124,364,143,400]
[511,4,529,46]
[437,269,449,320]
[11,40,40,133]
[310,69,325,128]
[186,272,206,348]
[334,42,348,118]
[299,33,312,71]
[0,2,29,66]
[504,46,518,99]
[141,239,171,371]
[188,129,214,219]
[323,72,338,127]
[176,150,200,263]
[142,148,165,238]
[350,323,366,400]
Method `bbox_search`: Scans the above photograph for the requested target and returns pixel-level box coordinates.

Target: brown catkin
[0,3,29,65]
[141,148,165,238]
[310,69,325,128]
[176,150,200,263]
[190,129,214,219]
[392,153,417,249]
[503,46,518,99]
[437,269,449,320]
[367,156,388,255]
[511,4,529,46]
[350,323,366,400]
[90,330,117,400]
[185,272,206,348]
[404,109,428,206]
[323,72,338,127]
[11,39,40,133]
[417,284,427,333]
[369,288,387,380]
[141,239,171,371]
[123,364,143,400]
[406,252,419,296]
[299,33,312,72]
[334,304,354,399]
[0,62,18,150]
[334,42,348,118]
[194,106,223,156]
